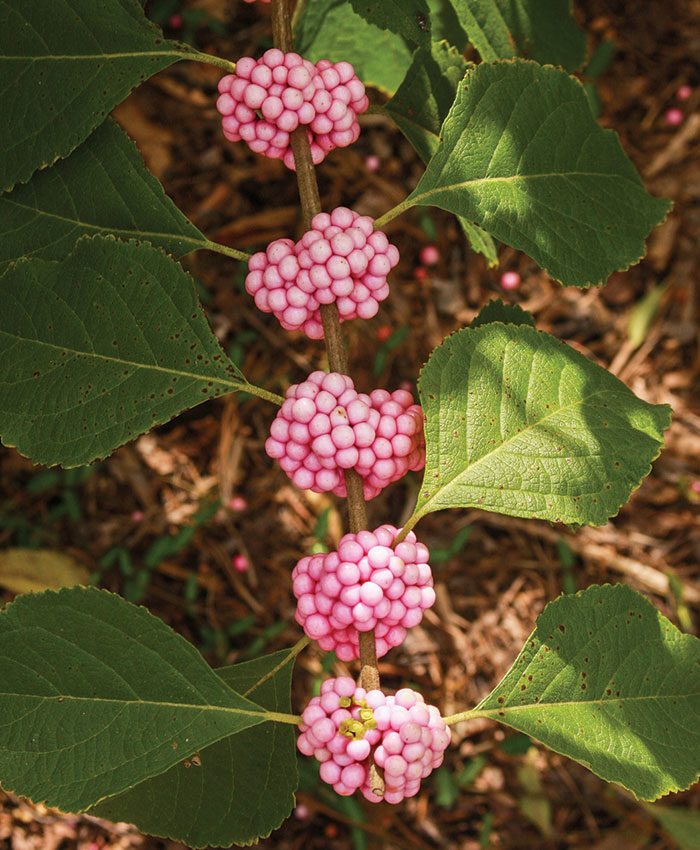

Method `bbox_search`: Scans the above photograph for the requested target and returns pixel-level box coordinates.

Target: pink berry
[293,524,434,659]
[229,496,247,511]
[266,373,424,499]
[233,554,249,572]
[297,680,450,803]
[376,325,392,342]
[414,266,428,282]
[690,480,700,494]
[500,271,521,290]
[245,208,399,338]
[665,108,684,126]
[130,510,144,522]
[676,85,692,101]
[217,55,367,168]
[419,245,439,266]
[168,14,183,28]
[365,155,380,172]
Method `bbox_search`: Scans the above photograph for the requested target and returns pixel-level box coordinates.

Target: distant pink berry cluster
[217,51,368,169]
[245,207,399,338]
[297,677,451,803]
[292,524,435,660]
[265,372,425,499]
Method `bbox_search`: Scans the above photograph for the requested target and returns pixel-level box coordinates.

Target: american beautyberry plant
[0,0,698,846]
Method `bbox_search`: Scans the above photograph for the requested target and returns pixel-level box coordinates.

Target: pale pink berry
[665,107,684,126]
[229,496,247,511]
[676,85,692,101]
[217,55,368,168]
[500,271,521,290]
[365,155,380,172]
[297,679,450,803]
[245,208,399,339]
[419,245,439,266]
[293,524,435,660]
[233,554,249,572]
[265,373,425,500]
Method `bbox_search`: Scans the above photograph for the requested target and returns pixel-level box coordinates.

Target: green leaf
[91,648,299,848]
[0,119,208,274]
[385,42,468,163]
[0,586,274,813]
[645,803,700,850]
[385,44,497,264]
[450,0,587,71]
[349,0,430,48]
[294,0,413,94]
[0,236,253,468]
[404,61,671,288]
[471,298,535,328]
[414,323,671,526]
[474,584,700,800]
[627,283,668,350]
[0,0,186,192]
[426,0,468,51]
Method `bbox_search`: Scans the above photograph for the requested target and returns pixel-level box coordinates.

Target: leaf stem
[202,239,252,262]
[270,0,381,695]
[176,44,237,74]
[242,383,285,406]
[374,197,415,230]
[264,710,304,725]
[442,708,490,726]
[391,512,420,548]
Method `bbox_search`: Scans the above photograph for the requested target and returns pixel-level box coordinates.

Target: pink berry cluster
[297,677,451,803]
[245,207,399,338]
[292,524,435,660]
[217,51,368,169]
[265,372,425,499]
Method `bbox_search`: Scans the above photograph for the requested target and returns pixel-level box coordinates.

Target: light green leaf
[0,236,259,469]
[450,0,587,70]
[627,283,668,350]
[0,586,275,813]
[471,298,535,328]
[0,119,207,274]
[414,323,671,526]
[294,0,413,94]
[473,584,700,800]
[349,0,430,48]
[0,548,91,595]
[91,648,299,848]
[645,803,700,850]
[385,45,497,264]
[0,0,186,192]
[405,61,671,288]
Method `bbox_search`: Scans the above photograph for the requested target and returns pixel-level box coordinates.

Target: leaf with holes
[450,0,587,70]
[91,648,299,848]
[294,0,413,94]
[0,0,188,192]
[405,61,671,287]
[473,584,700,800]
[0,235,266,469]
[413,322,671,526]
[0,586,277,813]
[385,44,497,263]
[0,119,208,274]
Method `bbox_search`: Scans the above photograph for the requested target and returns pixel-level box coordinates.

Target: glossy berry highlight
[292,524,435,660]
[297,678,451,803]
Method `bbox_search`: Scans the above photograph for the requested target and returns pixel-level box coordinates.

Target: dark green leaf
[294,0,413,94]
[415,323,671,526]
[91,649,299,848]
[406,61,671,287]
[0,587,271,813]
[0,120,207,274]
[646,803,700,850]
[450,0,587,70]
[471,299,535,328]
[426,0,468,50]
[0,236,251,468]
[349,0,430,48]
[475,584,700,800]
[0,0,186,192]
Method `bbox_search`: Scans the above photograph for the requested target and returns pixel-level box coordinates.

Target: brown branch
[269,0,380,694]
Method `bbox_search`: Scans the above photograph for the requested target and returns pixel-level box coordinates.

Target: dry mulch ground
[1,0,699,848]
